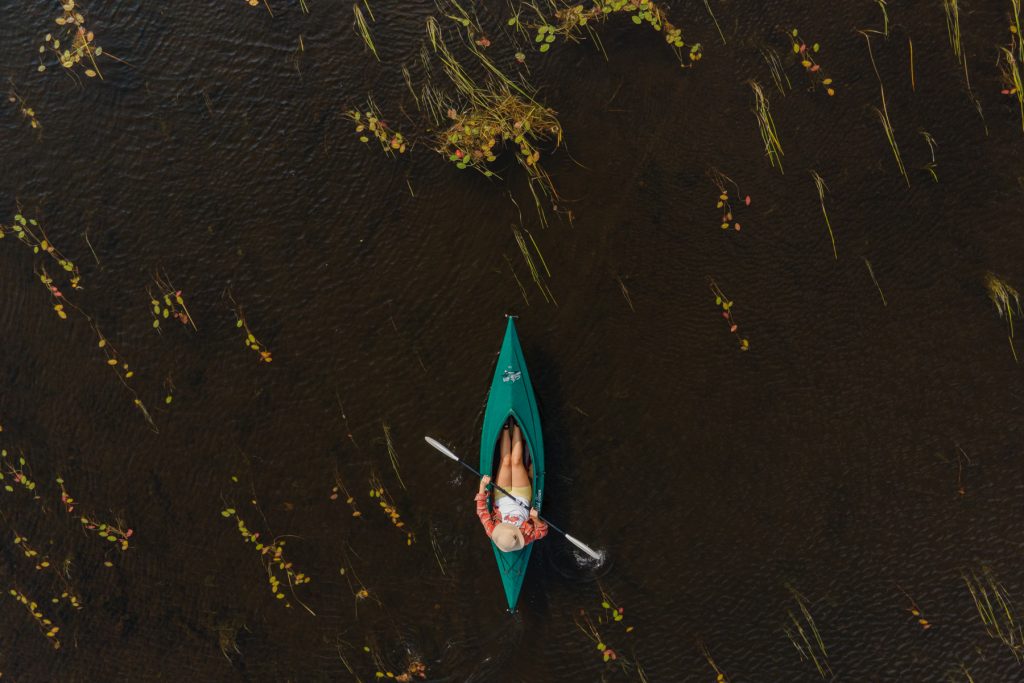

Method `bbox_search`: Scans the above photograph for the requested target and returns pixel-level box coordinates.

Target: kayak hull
[479,317,545,612]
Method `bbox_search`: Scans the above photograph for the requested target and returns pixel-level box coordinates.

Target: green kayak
[479,316,545,612]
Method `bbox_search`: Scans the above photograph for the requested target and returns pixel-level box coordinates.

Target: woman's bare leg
[496,425,513,490]
[510,425,530,488]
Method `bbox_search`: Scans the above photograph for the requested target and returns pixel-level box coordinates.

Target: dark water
[2,0,1024,680]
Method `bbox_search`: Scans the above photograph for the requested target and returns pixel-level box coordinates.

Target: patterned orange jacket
[474,492,549,545]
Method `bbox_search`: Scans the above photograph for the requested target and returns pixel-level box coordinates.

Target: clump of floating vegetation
[898,586,932,630]
[1,448,40,498]
[1,212,82,290]
[748,81,784,172]
[345,99,408,155]
[9,588,61,648]
[37,1,105,80]
[984,272,1021,362]
[521,0,702,65]
[999,1,1024,132]
[221,505,313,611]
[962,566,1024,660]
[787,28,835,96]
[369,473,415,545]
[149,271,196,332]
[57,477,133,552]
[708,279,750,351]
[227,292,273,363]
[783,585,831,678]
[11,532,51,571]
[573,586,648,678]
[708,168,750,232]
[809,171,837,259]
[8,82,42,135]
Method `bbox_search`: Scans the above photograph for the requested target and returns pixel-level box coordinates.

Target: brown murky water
[2,0,1024,680]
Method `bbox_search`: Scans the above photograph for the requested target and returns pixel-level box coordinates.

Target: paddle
[424,436,602,560]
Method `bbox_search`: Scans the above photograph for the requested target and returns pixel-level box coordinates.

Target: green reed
[943,0,963,63]
[1000,5,1024,135]
[863,258,887,306]
[381,422,405,490]
[984,272,1021,362]
[809,171,837,259]
[919,130,938,181]
[862,32,909,185]
[876,0,889,37]
[353,4,379,61]
[698,641,729,682]
[783,585,831,678]
[512,225,556,305]
[962,566,1024,659]
[748,81,784,172]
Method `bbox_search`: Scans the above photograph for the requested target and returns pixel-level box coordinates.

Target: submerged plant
[862,32,909,185]
[221,506,313,610]
[57,478,133,551]
[1,449,40,498]
[8,82,42,135]
[962,566,1024,659]
[353,4,378,61]
[346,99,407,155]
[512,224,556,305]
[1,213,82,290]
[943,0,964,64]
[708,278,750,351]
[898,586,932,630]
[787,29,836,95]
[984,272,1021,362]
[748,81,784,172]
[37,0,105,79]
[783,585,831,678]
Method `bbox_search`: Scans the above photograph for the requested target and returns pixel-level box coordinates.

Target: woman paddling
[475,421,548,552]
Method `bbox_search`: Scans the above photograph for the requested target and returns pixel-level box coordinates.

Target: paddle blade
[424,436,461,462]
[564,533,602,561]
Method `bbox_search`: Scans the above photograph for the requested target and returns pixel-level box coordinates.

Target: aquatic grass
[703,0,725,45]
[962,566,1024,659]
[708,168,751,232]
[353,4,379,61]
[428,523,448,576]
[512,225,556,305]
[748,81,784,172]
[920,130,938,181]
[346,98,408,155]
[381,422,405,490]
[861,32,909,186]
[863,259,888,306]
[504,254,531,305]
[37,1,105,80]
[149,271,196,332]
[221,505,313,611]
[368,474,415,545]
[999,2,1024,134]
[809,170,837,259]
[943,0,963,64]
[9,587,61,648]
[876,0,889,37]
[615,275,635,312]
[760,46,792,95]
[984,272,1021,362]
[708,278,750,351]
[909,37,915,90]
[787,29,836,96]
[783,585,831,678]
[227,293,273,363]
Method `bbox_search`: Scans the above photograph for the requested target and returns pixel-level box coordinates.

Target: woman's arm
[475,476,495,536]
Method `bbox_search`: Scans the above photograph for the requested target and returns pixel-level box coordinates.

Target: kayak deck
[479,317,545,612]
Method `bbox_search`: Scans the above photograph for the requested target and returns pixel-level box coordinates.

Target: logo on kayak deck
[502,369,521,383]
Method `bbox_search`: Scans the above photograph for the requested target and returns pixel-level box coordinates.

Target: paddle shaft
[450,454,570,538]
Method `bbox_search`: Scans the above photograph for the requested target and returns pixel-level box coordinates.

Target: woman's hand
[479,475,491,494]
[529,508,539,520]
